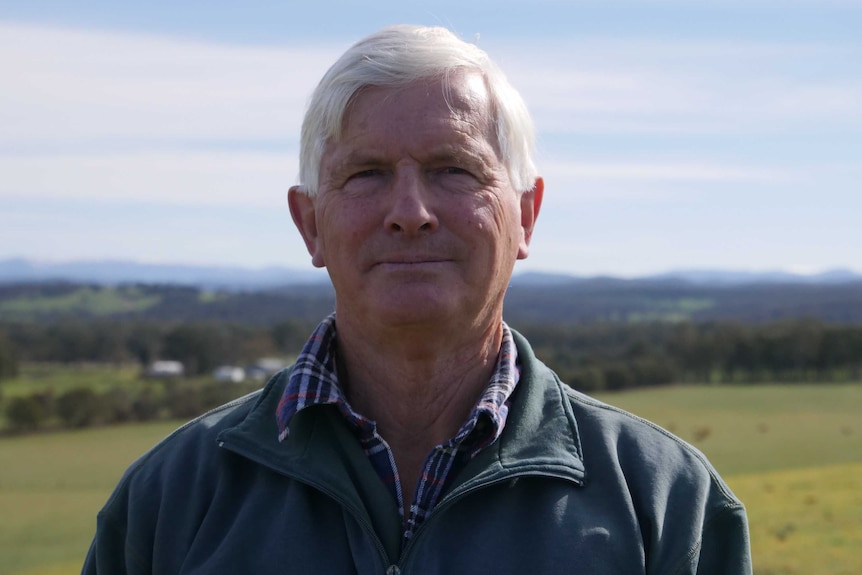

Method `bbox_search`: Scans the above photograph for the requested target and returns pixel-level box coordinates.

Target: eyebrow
[337,142,495,168]
[335,151,388,169]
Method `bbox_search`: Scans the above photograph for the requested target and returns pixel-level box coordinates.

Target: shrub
[0,335,18,381]
[56,388,102,428]
[199,382,247,412]
[132,388,161,421]
[165,386,204,419]
[5,395,47,432]
[561,366,605,393]
[102,388,135,423]
[604,365,635,391]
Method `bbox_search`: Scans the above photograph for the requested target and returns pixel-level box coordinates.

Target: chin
[372,292,462,328]
[378,301,453,324]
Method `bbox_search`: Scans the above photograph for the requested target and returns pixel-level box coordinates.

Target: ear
[288,186,326,268]
[517,177,544,260]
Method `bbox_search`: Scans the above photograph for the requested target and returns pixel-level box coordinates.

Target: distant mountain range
[0,258,328,290]
[1,258,860,289]
[3,260,862,325]
[509,269,862,287]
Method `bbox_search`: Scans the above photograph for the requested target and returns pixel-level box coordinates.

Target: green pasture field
[0,364,216,430]
[0,421,181,575]
[0,384,860,575]
[1,363,145,398]
[0,286,161,320]
[731,463,862,575]
[591,384,862,476]
[591,384,862,575]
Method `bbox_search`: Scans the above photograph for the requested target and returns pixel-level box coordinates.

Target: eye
[439,167,471,176]
[342,168,388,194]
[351,169,384,179]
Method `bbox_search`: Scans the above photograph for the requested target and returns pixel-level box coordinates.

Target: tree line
[3,318,862,434]
[4,378,262,434]
[5,280,862,326]
[518,320,862,391]
[0,319,315,378]
[2,318,862,390]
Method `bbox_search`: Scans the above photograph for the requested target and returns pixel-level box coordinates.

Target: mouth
[375,255,452,269]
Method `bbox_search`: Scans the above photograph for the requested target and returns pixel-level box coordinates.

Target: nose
[383,169,438,235]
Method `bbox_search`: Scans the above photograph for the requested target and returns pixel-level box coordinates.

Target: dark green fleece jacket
[83,331,751,574]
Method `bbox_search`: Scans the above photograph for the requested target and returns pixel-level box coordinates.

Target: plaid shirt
[276,314,520,543]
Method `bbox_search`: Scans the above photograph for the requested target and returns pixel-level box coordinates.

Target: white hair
[298,25,538,196]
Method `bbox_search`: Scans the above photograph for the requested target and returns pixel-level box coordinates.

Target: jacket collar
[218,328,586,496]
[445,329,586,494]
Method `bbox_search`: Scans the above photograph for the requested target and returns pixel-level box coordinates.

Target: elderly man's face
[290,72,542,330]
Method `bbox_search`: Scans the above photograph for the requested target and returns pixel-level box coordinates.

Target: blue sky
[1,0,860,277]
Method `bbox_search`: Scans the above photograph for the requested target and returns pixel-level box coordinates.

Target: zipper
[220,438,581,574]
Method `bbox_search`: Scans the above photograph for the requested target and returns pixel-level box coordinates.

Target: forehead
[336,72,495,150]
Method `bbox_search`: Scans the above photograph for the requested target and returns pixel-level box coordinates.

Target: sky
[1,0,860,278]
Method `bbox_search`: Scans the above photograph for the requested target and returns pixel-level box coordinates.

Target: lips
[376,260,451,272]
[370,253,455,273]
[363,239,458,271]
[380,255,449,265]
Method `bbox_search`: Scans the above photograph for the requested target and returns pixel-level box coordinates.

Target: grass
[0,383,860,575]
[626,297,715,322]
[0,286,160,320]
[592,384,862,574]
[1,363,145,398]
[0,422,181,575]
[592,384,862,475]
[729,463,862,575]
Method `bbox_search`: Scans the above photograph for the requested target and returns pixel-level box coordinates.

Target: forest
[2,315,861,388]
[2,279,862,386]
[2,279,862,433]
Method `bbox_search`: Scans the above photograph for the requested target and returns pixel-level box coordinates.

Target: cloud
[1,21,858,276]
[544,160,787,183]
[3,21,859,153]
[537,159,791,204]
[0,150,795,207]
[0,22,343,146]
[490,39,862,135]
[0,151,298,206]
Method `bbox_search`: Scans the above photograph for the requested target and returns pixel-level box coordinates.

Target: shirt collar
[275,313,519,448]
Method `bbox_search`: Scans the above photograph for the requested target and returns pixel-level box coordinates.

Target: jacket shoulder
[100,369,288,514]
[561,385,749,573]
[85,370,290,574]
[561,384,742,505]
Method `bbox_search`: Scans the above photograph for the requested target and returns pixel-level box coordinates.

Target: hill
[2,259,861,325]
[504,278,862,325]
[0,259,327,290]
[2,259,860,290]
[2,278,862,325]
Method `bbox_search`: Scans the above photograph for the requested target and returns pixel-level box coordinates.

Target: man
[83,25,751,574]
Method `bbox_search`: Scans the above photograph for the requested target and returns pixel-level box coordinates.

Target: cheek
[479,199,521,241]
[318,201,376,248]
[457,198,518,244]
[458,214,516,267]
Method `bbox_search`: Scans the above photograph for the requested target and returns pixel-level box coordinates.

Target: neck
[336,313,503,456]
